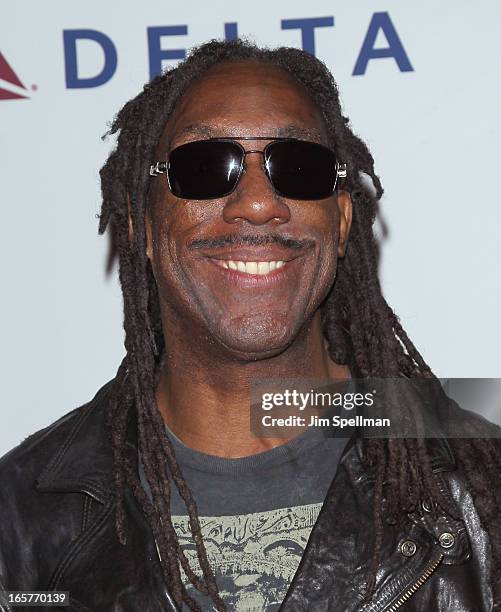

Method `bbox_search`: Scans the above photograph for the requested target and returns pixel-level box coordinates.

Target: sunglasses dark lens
[266,140,337,200]
[168,140,243,199]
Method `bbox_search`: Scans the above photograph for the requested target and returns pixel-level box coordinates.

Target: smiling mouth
[211,259,287,275]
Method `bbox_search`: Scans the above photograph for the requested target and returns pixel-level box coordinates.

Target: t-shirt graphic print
[173,503,322,611]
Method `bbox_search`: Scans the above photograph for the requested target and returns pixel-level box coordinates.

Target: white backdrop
[1,1,500,456]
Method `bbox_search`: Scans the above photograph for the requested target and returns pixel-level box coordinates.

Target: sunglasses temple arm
[150,162,168,176]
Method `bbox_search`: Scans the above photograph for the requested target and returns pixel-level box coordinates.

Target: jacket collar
[35,380,116,504]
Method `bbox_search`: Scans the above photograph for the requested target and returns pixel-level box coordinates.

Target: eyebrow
[172,123,325,144]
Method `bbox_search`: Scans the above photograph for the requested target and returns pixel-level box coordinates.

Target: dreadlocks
[98,39,501,610]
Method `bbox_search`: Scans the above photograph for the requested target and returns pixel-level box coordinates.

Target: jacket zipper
[383,551,444,612]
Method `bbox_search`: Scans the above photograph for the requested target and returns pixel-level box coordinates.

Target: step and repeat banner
[1,1,500,454]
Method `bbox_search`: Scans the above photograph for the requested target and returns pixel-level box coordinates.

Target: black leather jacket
[0,380,496,611]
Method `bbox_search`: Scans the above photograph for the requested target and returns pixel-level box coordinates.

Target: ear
[127,197,153,261]
[336,191,353,257]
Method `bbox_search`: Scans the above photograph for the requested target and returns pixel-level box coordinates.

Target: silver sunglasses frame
[149,137,347,197]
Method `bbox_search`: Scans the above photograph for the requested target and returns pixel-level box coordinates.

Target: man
[0,39,500,612]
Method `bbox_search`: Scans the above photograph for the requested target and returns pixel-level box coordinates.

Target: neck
[154,309,350,457]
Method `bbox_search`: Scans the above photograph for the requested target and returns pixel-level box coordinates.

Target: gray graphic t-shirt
[139,426,349,611]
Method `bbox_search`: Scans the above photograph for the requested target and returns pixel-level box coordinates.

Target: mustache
[187,233,314,251]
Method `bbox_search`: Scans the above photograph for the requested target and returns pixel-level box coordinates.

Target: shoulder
[0,407,80,490]
[402,376,501,438]
[0,380,114,490]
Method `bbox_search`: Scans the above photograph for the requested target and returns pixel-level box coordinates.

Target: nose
[222,152,291,225]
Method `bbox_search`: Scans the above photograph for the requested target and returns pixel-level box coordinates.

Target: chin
[214,313,297,360]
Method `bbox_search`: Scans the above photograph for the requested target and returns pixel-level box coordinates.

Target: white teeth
[217,260,287,275]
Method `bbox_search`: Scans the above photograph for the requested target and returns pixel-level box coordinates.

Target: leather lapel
[35,381,115,504]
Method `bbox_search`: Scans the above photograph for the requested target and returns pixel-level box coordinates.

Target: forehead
[160,60,328,150]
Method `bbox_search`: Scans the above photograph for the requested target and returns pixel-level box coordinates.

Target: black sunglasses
[149,137,347,201]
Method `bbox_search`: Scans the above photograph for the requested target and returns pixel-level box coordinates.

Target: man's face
[146,60,351,359]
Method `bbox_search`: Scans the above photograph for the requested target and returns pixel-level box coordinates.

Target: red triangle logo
[0,85,28,100]
[0,52,27,89]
